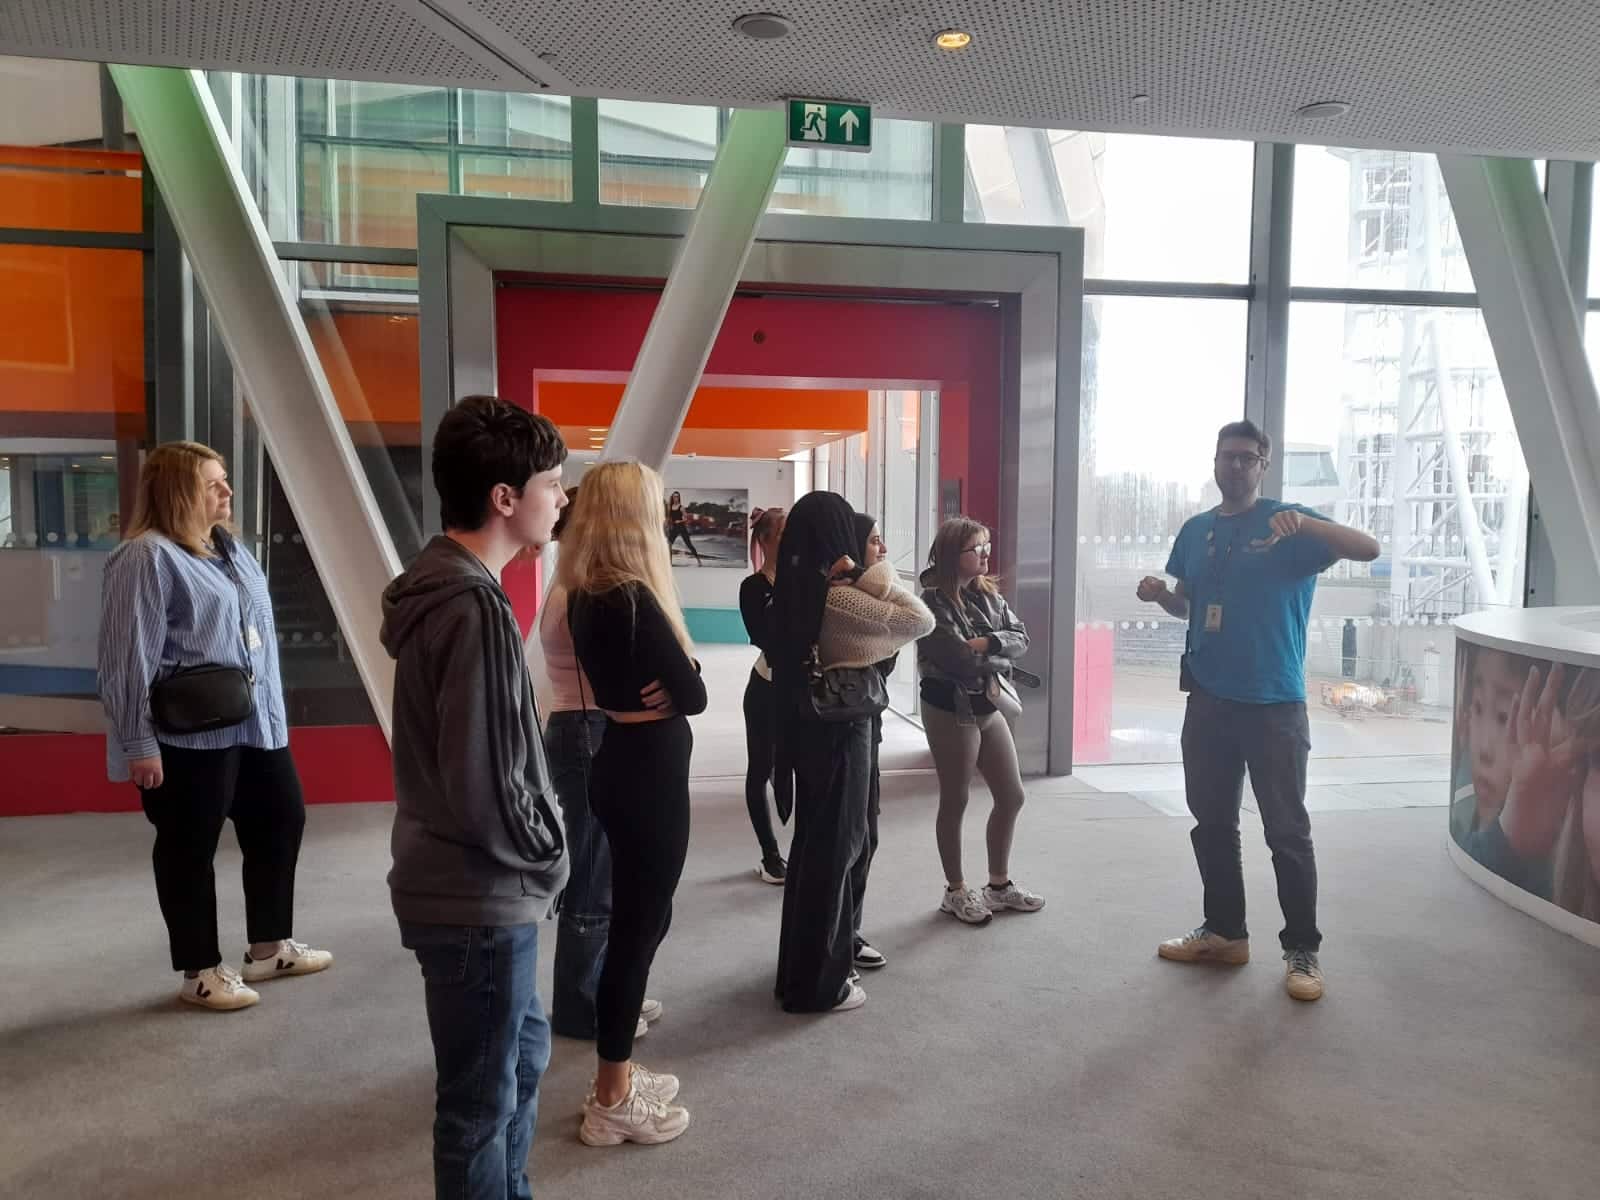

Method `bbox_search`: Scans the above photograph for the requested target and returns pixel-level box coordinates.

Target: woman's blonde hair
[926,516,999,601]
[557,461,693,654]
[125,441,228,558]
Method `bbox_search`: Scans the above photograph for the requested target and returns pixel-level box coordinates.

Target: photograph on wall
[1451,640,1600,925]
[663,486,749,568]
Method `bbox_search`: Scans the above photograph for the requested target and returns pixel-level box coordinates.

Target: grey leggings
[922,703,1027,885]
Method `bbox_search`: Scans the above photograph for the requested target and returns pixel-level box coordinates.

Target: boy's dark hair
[1217,419,1271,459]
[433,395,567,531]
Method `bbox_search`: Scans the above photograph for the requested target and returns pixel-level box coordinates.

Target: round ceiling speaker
[733,13,794,39]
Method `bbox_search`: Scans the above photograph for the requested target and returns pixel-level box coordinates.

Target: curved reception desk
[1451,608,1600,949]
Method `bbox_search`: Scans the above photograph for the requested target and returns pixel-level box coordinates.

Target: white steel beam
[1438,154,1600,605]
[602,108,787,470]
[111,66,401,737]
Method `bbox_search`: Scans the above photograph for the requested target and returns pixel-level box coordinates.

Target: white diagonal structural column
[602,108,788,470]
[1438,154,1600,604]
[112,66,402,737]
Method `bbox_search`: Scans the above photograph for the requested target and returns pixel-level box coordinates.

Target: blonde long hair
[126,441,228,558]
[556,461,693,654]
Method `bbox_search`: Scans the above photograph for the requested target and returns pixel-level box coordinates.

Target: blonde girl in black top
[565,462,704,1148]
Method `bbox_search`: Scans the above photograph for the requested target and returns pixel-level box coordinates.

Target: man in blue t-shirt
[1136,420,1378,1002]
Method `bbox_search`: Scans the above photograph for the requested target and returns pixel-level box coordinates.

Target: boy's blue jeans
[545,709,611,1038]
[399,921,549,1200]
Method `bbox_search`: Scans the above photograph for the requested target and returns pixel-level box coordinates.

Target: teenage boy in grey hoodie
[380,394,570,1200]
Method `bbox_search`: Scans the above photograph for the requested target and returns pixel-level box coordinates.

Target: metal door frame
[417,195,1082,773]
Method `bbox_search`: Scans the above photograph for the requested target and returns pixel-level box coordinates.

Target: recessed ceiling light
[733,12,792,39]
[1131,93,1151,106]
[934,29,972,50]
[1296,100,1350,120]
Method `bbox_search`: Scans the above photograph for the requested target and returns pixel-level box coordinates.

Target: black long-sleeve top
[739,572,776,655]
[568,583,707,716]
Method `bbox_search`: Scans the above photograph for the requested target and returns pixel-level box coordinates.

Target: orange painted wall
[0,146,143,234]
[537,379,867,432]
[0,246,145,433]
[307,311,422,428]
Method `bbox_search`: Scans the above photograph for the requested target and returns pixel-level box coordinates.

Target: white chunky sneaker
[587,1063,680,1106]
[241,939,333,982]
[579,1086,691,1147]
[833,982,867,1012]
[180,964,259,1011]
[639,997,664,1024]
[983,880,1046,913]
[939,885,993,925]
[635,1016,649,1040]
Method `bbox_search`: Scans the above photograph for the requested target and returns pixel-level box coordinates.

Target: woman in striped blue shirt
[98,442,332,1012]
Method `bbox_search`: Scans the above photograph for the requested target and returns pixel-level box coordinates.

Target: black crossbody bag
[148,530,257,736]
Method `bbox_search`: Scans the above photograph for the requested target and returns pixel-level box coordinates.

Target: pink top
[538,585,592,714]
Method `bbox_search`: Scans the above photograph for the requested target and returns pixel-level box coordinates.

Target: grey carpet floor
[2,775,1599,1200]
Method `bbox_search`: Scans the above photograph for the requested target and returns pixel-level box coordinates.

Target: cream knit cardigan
[816,561,936,669]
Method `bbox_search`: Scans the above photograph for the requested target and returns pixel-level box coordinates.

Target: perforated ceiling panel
[9,0,1600,157]
[0,0,528,88]
[450,0,1600,157]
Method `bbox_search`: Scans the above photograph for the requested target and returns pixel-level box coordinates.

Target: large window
[598,100,718,209]
[1073,296,1248,764]
[1293,147,1474,292]
[964,129,1254,282]
[1284,306,1527,759]
[771,118,933,220]
[294,80,573,244]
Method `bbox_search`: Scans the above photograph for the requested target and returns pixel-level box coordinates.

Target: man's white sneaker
[579,1087,691,1147]
[635,1016,649,1039]
[180,964,259,1011]
[1157,926,1250,965]
[241,939,333,983]
[640,997,664,1024]
[940,885,993,925]
[983,880,1045,913]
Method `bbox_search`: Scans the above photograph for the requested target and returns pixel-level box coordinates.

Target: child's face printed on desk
[1467,647,1526,819]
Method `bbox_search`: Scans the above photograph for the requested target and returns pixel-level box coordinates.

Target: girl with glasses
[918,517,1044,926]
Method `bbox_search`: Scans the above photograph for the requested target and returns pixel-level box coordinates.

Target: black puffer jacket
[916,573,1029,717]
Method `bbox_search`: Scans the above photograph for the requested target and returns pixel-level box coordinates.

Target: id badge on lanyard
[1203,518,1237,635]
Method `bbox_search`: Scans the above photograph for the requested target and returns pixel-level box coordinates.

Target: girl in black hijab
[773,492,933,1012]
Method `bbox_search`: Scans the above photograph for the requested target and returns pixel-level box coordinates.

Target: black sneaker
[852,939,887,969]
[758,855,787,885]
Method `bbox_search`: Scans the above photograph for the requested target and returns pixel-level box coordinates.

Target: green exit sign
[786,99,872,153]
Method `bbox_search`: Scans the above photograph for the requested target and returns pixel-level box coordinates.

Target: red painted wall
[495,285,1004,533]
[0,726,394,818]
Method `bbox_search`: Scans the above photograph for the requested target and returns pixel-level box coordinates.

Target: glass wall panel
[1292,147,1475,292]
[226,75,573,245]
[299,142,448,247]
[1073,296,1247,764]
[964,130,1253,282]
[1284,302,1528,759]
[298,80,450,142]
[599,100,718,209]
[287,260,423,562]
[0,246,145,727]
[769,118,932,220]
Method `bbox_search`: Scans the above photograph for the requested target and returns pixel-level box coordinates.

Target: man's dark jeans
[398,921,550,1200]
[1181,688,1321,951]
[545,709,610,1038]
